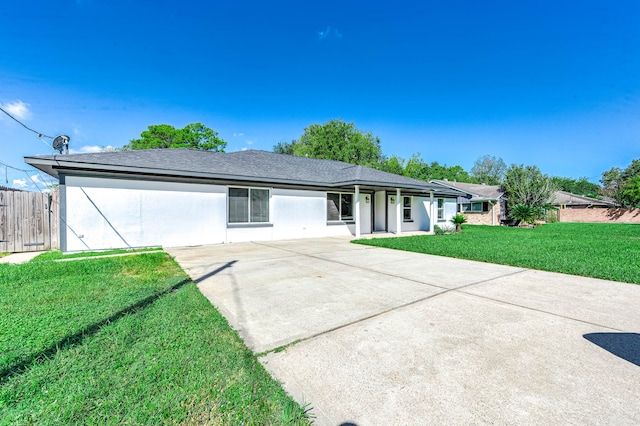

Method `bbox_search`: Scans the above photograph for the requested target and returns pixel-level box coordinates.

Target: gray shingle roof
[552,191,616,207]
[25,149,462,195]
[430,180,617,207]
[431,180,503,201]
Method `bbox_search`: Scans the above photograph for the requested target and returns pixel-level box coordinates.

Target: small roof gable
[431,180,503,201]
[25,149,463,195]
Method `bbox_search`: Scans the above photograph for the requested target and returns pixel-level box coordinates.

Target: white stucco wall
[359,193,372,235]
[271,188,327,240]
[435,197,458,230]
[387,194,398,233]
[63,176,226,251]
[227,189,359,241]
[62,175,443,250]
[401,196,431,232]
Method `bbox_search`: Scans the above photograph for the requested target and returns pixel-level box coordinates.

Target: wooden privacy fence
[0,188,59,253]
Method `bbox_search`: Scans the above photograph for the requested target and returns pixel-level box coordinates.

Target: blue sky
[1,0,639,190]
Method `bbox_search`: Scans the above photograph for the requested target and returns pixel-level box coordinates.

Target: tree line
[123,119,640,212]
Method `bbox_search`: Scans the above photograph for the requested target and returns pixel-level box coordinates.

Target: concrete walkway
[0,251,44,264]
[167,238,640,425]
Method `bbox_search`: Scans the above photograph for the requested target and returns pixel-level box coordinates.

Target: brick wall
[463,203,501,226]
[558,208,640,224]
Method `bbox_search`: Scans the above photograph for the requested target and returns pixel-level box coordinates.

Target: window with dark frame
[460,201,489,212]
[229,187,270,223]
[437,198,445,221]
[403,196,412,221]
[327,192,354,221]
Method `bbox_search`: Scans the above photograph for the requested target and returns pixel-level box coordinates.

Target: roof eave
[25,158,465,194]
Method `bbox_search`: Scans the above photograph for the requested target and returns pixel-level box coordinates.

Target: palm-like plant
[509,204,538,226]
[450,213,467,233]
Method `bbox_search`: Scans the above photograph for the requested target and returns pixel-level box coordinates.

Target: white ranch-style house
[26,149,463,252]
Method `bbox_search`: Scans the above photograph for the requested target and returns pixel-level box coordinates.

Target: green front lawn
[355,223,640,284]
[0,253,310,424]
[33,246,163,261]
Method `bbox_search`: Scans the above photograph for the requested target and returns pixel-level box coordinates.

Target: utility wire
[0,160,58,187]
[0,106,54,139]
[12,161,91,251]
[0,160,43,173]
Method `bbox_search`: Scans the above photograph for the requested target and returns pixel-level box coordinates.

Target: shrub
[545,210,559,223]
[434,224,455,235]
[509,204,539,225]
[450,214,467,233]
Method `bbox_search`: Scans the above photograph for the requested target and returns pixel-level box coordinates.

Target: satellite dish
[52,135,70,154]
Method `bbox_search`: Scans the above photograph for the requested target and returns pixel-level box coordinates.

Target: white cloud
[246,140,254,145]
[233,132,245,137]
[11,173,54,192]
[241,147,248,151]
[12,178,27,188]
[318,26,342,41]
[69,145,115,154]
[1,100,32,120]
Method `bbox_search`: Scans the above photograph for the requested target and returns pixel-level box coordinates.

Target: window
[327,193,354,221]
[229,187,269,223]
[460,202,488,212]
[403,196,412,221]
[437,198,445,221]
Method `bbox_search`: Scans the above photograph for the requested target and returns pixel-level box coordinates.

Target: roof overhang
[25,156,465,197]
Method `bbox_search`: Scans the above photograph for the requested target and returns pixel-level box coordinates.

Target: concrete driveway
[167,237,640,425]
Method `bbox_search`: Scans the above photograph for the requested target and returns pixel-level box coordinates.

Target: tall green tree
[601,167,622,196]
[503,164,556,217]
[378,155,406,175]
[403,153,473,182]
[273,140,296,155]
[123,122,227,151]
[471,155,507,185]
[551,176,601,199]
[273,119,383,167]
[619,175,640,207]
[602,159,640,207]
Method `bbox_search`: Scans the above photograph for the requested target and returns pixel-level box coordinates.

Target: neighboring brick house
[552,191,616,209]
[431,180,504,225]
[431,182,620,226]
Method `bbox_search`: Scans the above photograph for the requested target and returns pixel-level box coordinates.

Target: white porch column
[355,185,361,239]
[429,190,435,233]
[396,188,401,235]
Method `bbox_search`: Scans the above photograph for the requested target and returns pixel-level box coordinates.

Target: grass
[0,253,311,425]
[355,223,640,284]
[0,253,8,259]
[33,246,163,261]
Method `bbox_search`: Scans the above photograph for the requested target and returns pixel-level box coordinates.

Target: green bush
[434,224,454,235]
[509,204,539,225]
[450,214,467,233]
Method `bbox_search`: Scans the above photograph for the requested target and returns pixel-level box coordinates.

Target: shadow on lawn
[583,332,640,367]
[0,260,236,383]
